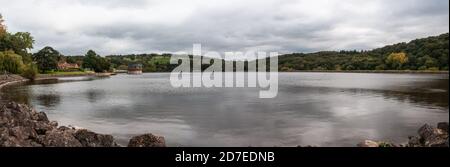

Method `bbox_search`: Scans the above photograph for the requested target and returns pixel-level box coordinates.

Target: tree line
[1,14,111,79]
[105,33,449,72]
[279,33,448,71]
[1,14,37,79]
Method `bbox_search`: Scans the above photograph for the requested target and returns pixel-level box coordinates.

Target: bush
[21,63,38,80]
[0,51,24,74]
[427,67,439,71]
[418,66,427,71]
[375,64,385,70]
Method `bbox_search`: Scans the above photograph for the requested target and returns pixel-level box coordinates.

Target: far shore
[1,70,448,90]
[0,72,114,90]
[36,71,115,79]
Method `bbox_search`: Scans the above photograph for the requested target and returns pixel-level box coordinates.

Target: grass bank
[37,71,96,78]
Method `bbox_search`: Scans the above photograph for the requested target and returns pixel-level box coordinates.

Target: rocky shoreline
[358,122,449,147]
[0,101,165,147]
[0,75,29,90]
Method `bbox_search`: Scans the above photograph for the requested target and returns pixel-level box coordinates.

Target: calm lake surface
[1,72,448,146]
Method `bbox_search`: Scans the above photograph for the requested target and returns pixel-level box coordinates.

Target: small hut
[128,63,143,74]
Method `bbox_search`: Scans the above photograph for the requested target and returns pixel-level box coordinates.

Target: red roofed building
[57,62,80,71]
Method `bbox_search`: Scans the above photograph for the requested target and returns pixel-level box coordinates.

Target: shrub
[21,63,38,80]
[427,67,439,71]
[0,51,24,74]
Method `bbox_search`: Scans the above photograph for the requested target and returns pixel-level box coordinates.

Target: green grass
[47,71,93,75]
[38,71,95,78]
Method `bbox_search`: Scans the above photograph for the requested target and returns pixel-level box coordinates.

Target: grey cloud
[0,0,448,55]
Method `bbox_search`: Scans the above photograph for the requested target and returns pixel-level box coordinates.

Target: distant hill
[102,33,449,72]
[279,33,449,71]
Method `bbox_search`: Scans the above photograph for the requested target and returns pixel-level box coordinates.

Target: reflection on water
[1,73,448,146]
[36,94,61,108]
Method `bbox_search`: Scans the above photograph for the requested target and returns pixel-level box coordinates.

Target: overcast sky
[1,0,448,55]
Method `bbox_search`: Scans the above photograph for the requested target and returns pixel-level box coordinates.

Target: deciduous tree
[32,46,61,73]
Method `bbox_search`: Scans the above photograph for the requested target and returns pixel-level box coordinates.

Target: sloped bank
[0,101,165,147]
[0,75,29,90]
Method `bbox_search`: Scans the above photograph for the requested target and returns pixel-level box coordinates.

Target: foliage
[0,51,24,74]
[21,63,38,80]
[0,14,5,37]
[106,53,175,72]
[0,14,34,73]
[32,46,62,73]
[0,31,34,63]
[386,52,408,70]
[116,64,128,70]
[103,33,448,72]
[0,15,34,55]
[278,33,448,71]
[82,50,111,72]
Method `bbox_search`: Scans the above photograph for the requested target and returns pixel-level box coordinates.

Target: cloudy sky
[0,0,448,55]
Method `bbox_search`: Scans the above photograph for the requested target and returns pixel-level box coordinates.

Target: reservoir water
[1,72,448,146]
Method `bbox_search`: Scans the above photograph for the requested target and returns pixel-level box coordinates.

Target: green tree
[424,56,438,69]
[117,64,128,70]
[0,14,34,63]
[0,51,24,74]
[32,46,61,73]
[9,32,34,56]
[0,14,6,37]
[386,52,408,70]
[0,31,34,56]
[82,50,97,70]
[82,50,111,72]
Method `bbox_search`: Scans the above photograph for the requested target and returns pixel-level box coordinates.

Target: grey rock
[357,140,379,147]
[408,136,421,147]
[437,122,449,133]
[41,129,82,147]
[128,133,166,147]
[73,129,119,147]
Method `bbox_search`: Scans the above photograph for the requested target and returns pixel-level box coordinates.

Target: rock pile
[408,122,449,147]
[128,134,166,147]
[0,102,165,147]
[358,122,449,147]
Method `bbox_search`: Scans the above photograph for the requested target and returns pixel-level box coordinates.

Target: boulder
[357,140,379,147]
[40,129,82,147]
[437,122,449,133]
[73,129,119,147]
[408,136,421,147]
[9,126,38,140]
[418,123,448,147]
[378,142,396,147]
[128,133,166,147]
[418,124,435,140]
[34,112,49,123]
